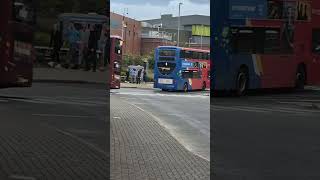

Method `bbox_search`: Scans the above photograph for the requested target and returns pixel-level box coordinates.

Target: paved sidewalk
[0,110,108,180]
[121,82,154,89]
[110,96,210,180]
[33,67,107,84]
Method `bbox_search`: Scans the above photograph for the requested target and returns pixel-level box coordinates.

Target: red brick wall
[188,44,210,51]
[110,12,141,56]
[141,38,176,55]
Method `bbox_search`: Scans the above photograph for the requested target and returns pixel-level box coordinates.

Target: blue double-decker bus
[154,46,210,92]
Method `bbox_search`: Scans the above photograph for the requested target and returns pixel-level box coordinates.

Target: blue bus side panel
[229,0,268,19]
[211,0,264,91]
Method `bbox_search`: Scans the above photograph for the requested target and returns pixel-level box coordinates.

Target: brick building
[110,13,210,56]
[110,12,141,56]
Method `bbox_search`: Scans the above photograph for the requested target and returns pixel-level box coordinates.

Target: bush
[121,71,127,77]
[34,31,51,46]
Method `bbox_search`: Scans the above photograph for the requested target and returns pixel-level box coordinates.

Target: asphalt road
[0,82,108,179]
[212,88,320,180]
[111,88,210,161]
[1,82,108,151]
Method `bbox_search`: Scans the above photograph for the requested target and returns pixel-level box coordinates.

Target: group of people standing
[49,22,107,72]
[126,67,147,84]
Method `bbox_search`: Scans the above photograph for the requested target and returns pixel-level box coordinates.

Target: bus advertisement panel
[154,46,210,92]
[0,0,36,88]
[212,0,320,95]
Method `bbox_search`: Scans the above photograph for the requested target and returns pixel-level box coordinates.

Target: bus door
[182,63,202,90]
[200,61,210,89]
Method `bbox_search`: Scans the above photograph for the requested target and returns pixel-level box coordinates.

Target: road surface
[0,82,108,179]
[212,88,320,179]
[110,88,210,179]
[111,88,210,160]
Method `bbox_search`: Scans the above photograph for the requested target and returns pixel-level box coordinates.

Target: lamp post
[122,8,128,55]
[201,24,204,49]
[177,2,183,47]
[189,37,192,47]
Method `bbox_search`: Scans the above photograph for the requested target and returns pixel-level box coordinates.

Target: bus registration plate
[158,78,173,84]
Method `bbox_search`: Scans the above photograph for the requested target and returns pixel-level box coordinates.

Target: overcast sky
[110,0,210,20]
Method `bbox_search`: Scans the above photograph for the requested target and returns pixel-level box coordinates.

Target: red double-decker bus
[109,35,122,89]
[212,0,320,95]
[0,0,35,88]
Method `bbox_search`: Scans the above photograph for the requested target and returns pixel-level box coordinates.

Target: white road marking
[32,114,92,118]
[1,95,107,106]
[131,102,149,105]
[8,175,36,180]
[116,92,209,98]
[34,98,99,106]
[8,98,58,105]
[212,105,320,115]
[211,105,269,113]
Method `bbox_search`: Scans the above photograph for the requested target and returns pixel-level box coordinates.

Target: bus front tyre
[295,67,306,90]
[183,83,188,92]
[236,69,248,96]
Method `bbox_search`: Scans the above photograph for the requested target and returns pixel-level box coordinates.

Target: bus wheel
[295,66,306,90]
[202,82,206,91]
[183,83,188,92]
[236,68,248,96]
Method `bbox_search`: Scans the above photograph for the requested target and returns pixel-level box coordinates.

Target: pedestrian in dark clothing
[86,25,100,72]
[126,70,129,82]
[137,69,142,84]
[143,70,147,83]
[49,24,62,68]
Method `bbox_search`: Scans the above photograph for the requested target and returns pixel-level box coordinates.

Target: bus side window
[312,29,320,53]
[264,28,281,54]
[231,28,256,54]
[180,50,185,58]
[199,52,203,60]
[192,51,197,59]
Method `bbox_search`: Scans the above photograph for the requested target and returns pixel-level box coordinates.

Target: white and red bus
[0,0,36,88]
[154,46,210,92]
[109,35,122,89]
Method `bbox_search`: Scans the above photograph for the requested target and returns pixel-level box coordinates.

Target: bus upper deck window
[13,0,35,25]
